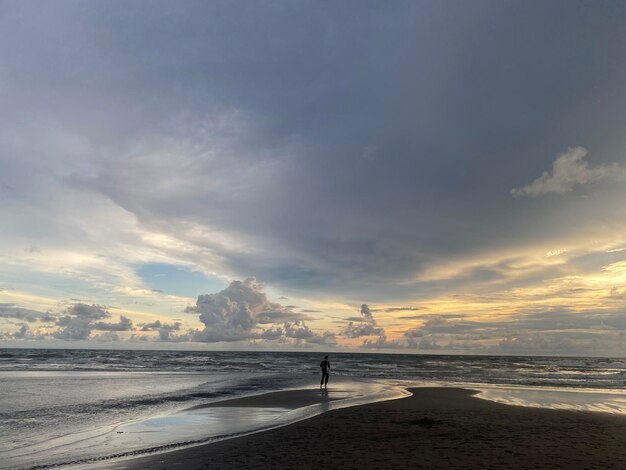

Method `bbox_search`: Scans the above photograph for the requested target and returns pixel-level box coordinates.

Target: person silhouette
[320,355,330,389]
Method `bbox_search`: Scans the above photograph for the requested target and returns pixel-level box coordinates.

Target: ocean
[2,349,626,469]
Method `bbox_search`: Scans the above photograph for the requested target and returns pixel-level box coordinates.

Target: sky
[1,0,626,355]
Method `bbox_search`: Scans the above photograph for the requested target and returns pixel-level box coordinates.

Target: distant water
[0,349,626,386]
[2,348,625,388]
[1,349,626,469]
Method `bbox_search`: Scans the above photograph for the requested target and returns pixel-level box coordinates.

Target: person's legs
[324,372,329,388]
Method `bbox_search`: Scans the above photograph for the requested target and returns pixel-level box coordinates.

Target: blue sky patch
[136,263,226,298]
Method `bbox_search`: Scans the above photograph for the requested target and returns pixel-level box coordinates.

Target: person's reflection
[319,387,331,412]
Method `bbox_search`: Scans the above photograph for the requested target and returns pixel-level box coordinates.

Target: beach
[105,387,626,469]
[4,351,626,469]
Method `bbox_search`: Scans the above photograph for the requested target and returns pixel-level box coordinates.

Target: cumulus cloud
[186,278,283,342]
[139,319,182,341]
[0,304,55,323]
[9,322,50,341]
[93,315,133,331]
[362,333,403,349]
[284,320,336,345]
[361,306,626,355]
[360,304,375,322]
[258,325,285,341]
[0,287,333,346]
[511,147,626,197]
[140,320,181,331]
[186,278,335,345]
[93,331,121,342]
[53,303,132,340]
[362,312,471,351]
[0,302,136,341]
[341,304,384,338]
[362,328,442,351]
[414,336,441,350]
[256,321,337,345]
[12,323,35,339]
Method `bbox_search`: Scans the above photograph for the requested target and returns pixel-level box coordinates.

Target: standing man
[320,355,330,389]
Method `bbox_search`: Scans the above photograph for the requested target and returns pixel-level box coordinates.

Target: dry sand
[108,387,626,469]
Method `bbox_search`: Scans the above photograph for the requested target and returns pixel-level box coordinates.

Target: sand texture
[187,388,339,410]
[108,387,626,469]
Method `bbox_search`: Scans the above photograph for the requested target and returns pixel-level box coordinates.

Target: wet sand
[107,387,626,469]
[187,388,339,410]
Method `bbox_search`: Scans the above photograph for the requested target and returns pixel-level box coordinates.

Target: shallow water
[1,374,407,470]
[475,385,626,414]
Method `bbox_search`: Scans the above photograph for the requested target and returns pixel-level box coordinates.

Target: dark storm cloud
[1,1,623,300]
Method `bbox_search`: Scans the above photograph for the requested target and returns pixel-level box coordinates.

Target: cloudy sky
[1,1,626,355]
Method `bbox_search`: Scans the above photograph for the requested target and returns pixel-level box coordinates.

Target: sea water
[1,349,626,469]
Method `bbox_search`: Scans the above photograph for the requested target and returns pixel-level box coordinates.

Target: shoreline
[7,380,407,470]
[100,387,626,469]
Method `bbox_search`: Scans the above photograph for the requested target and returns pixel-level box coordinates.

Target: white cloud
[186,277,283,342]
[284,320,336,345]
[186,278,335,345]
[53,304,132,340]
[139,319,182,341]
[93,315,133,331]
[511,147,626,197]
